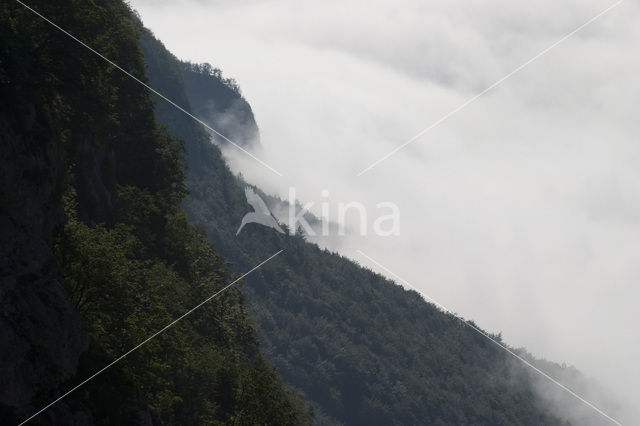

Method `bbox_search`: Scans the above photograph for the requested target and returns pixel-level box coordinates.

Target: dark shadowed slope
[1,2,307,424]
[181,61,260,148]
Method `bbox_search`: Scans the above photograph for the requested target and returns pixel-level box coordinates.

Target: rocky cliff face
[0,108,89,423]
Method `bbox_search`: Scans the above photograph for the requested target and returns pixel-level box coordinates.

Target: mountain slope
[139,27,621,425]
[1,2,307,424]
[181,61,260,148]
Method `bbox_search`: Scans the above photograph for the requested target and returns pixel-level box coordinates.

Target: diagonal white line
[15,0,283,177]
[356,0,624,176]
[19,250,284,425]
[356,249,623,426]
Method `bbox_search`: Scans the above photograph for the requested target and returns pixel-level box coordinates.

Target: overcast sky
[129,0,639,421]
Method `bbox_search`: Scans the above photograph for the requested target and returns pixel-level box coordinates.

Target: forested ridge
[0,0,621,424]
[1,1,308,424]
[140,24,619,426]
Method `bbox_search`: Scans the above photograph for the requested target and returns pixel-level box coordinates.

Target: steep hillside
[181,62,260,148]
[1,1,306,424]
[2,0,617,422]
[140,26,621,425]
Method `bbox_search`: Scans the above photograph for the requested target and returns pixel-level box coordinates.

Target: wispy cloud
[130,0,640,421]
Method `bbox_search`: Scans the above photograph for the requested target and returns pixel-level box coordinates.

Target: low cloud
[131,0,640,421]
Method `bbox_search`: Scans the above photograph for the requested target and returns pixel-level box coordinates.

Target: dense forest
[0,0,623,425]
[140,25,620,426]
[0,1,308,424]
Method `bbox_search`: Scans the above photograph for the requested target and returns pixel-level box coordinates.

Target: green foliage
[182,61,242,95]
[180,58,259,148]
[56,194,307,424]
[1,0,594,422]
[2,1,309,423]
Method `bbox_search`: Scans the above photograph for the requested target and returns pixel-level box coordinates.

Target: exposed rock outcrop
[0,110,89,423]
